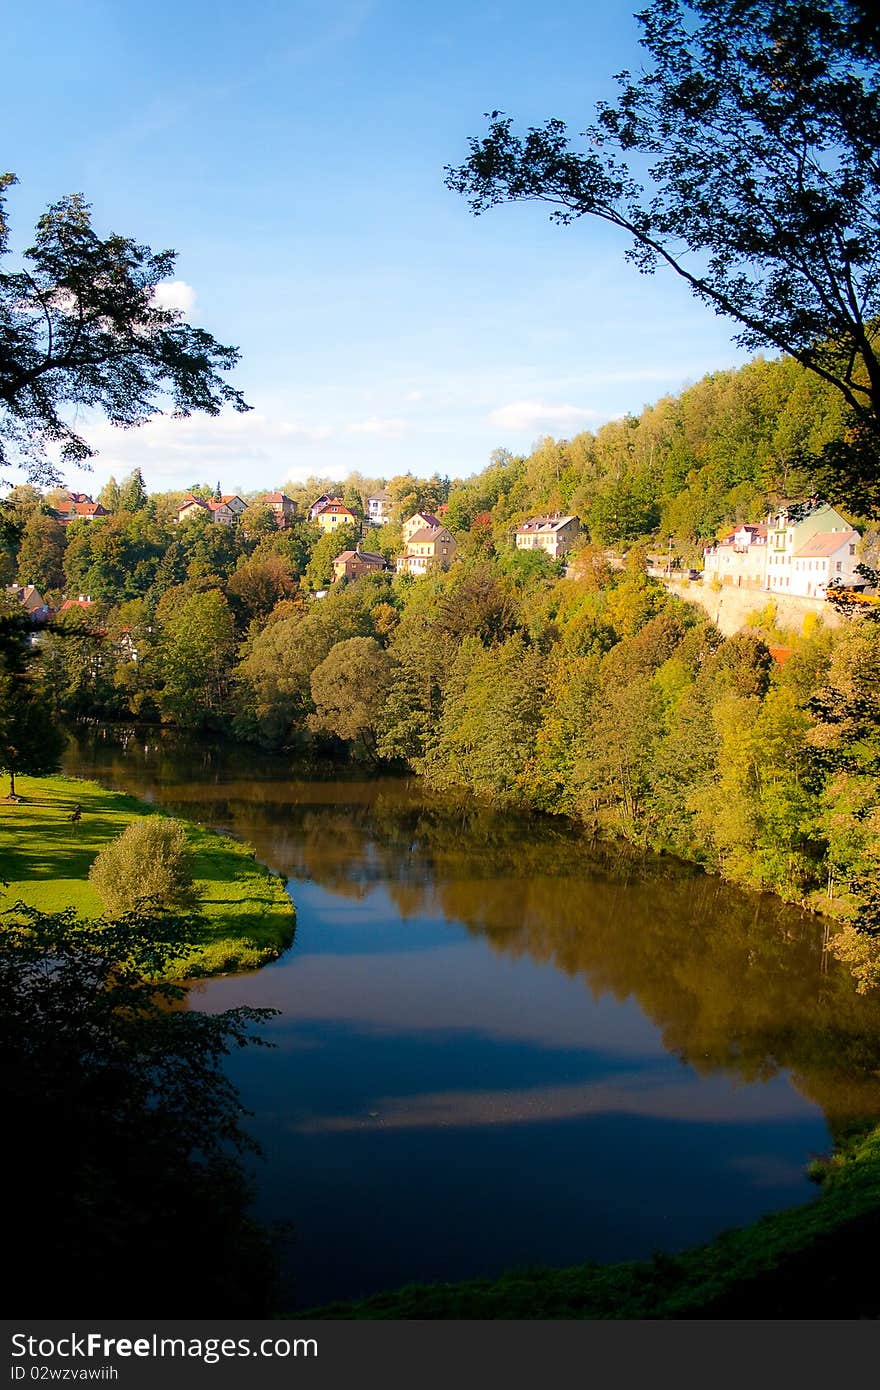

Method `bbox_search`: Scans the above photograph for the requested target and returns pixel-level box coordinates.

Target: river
[63,726,880,1310]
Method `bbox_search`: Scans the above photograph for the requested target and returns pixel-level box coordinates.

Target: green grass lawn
[0,773,295,976]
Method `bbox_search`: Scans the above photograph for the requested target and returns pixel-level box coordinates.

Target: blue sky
[5,0,752,495]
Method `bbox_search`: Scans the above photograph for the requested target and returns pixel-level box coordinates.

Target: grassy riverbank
[0,774,295,976]
[302,1126,880,1318]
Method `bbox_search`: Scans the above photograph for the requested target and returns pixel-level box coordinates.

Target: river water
[63,727,880,1309]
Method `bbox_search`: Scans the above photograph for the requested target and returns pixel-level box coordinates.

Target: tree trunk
[9,768,15,798]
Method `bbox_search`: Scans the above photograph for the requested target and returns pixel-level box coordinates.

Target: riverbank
[0,773,295,976]
[302,1126,880,1318]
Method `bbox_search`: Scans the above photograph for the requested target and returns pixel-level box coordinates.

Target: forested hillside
[2,347,878,989]
[444,353,863,557]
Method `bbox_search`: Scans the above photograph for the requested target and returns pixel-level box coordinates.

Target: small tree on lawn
[89,816,199,916]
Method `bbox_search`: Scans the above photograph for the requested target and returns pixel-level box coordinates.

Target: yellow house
[313,499,359,533]
[396,524,457,576]
[401,511,444,543]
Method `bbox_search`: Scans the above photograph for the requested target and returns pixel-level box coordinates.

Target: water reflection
[65,725,880,1131]
[62,725,880,1305]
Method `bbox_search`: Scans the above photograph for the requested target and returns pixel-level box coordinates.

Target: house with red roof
[312,499,359,534]
[703,501,863,598]
[262,492,298,527]
[176,494,247,525]
[332,547,388,582]
[791,530,862,598]
[208,495,247,525]
[51,494,110,524]
[308,494,334,521]
[702,523,768,587]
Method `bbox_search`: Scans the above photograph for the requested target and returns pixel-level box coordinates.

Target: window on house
[836,561,842,572]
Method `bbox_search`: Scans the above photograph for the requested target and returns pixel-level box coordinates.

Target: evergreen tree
[117,468,147,512]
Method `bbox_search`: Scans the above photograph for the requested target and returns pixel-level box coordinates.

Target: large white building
[765,503,860,597]
[703,502,862,599]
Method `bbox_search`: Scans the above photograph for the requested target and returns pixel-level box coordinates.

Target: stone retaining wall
[662,577,846,637]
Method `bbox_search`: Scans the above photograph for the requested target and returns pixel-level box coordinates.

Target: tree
[0,174,249,481]
[387,472,449,525]
[305,522,360,590]
[308,636,396,756]
[447,0,880,507]
[0,612,65,797]
[97,475,120,511]
[42,606,121,717]
[88,816,199,916]
[226,552,297,627]
[15,509,66,590]
[240,502,278,541]
[422,635,547,805]
[342,484,365,521]
[117,467,147,512]
[1,903,277,1313]
[158,588,235,726]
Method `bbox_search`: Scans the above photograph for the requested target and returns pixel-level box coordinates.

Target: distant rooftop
[795,531,859,558]
[516,514,577,533]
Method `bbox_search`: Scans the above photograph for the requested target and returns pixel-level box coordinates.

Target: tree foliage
[0,174,249,480]
[158,588,235,727]
[1,902,276,1313]
[88,816,199,916]
[447,0,880,507]
[309,636,396,754]
[0,611,65,796]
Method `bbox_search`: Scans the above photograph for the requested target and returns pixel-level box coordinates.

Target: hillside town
[6,478,870,631]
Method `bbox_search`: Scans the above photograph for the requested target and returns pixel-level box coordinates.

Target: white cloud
[404,389,424,402]
[52,409,340,495]
[152,280,196,314]
[345,416,409,438]
[487,400,602,433]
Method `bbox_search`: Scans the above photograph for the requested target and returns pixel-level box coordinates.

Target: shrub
[89,816,199,916]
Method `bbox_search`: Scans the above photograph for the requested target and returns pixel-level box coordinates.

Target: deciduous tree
[0,174,249,481]
[88,816,198,916]
[309,636,396,756]
[0,612,65,797]
[447,0,880,507]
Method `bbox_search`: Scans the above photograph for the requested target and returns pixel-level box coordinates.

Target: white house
[366,491,391,526]
[765,502,856,595]
[702,524,768,586]
[515,514,581,561]
[790,530,862,597]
